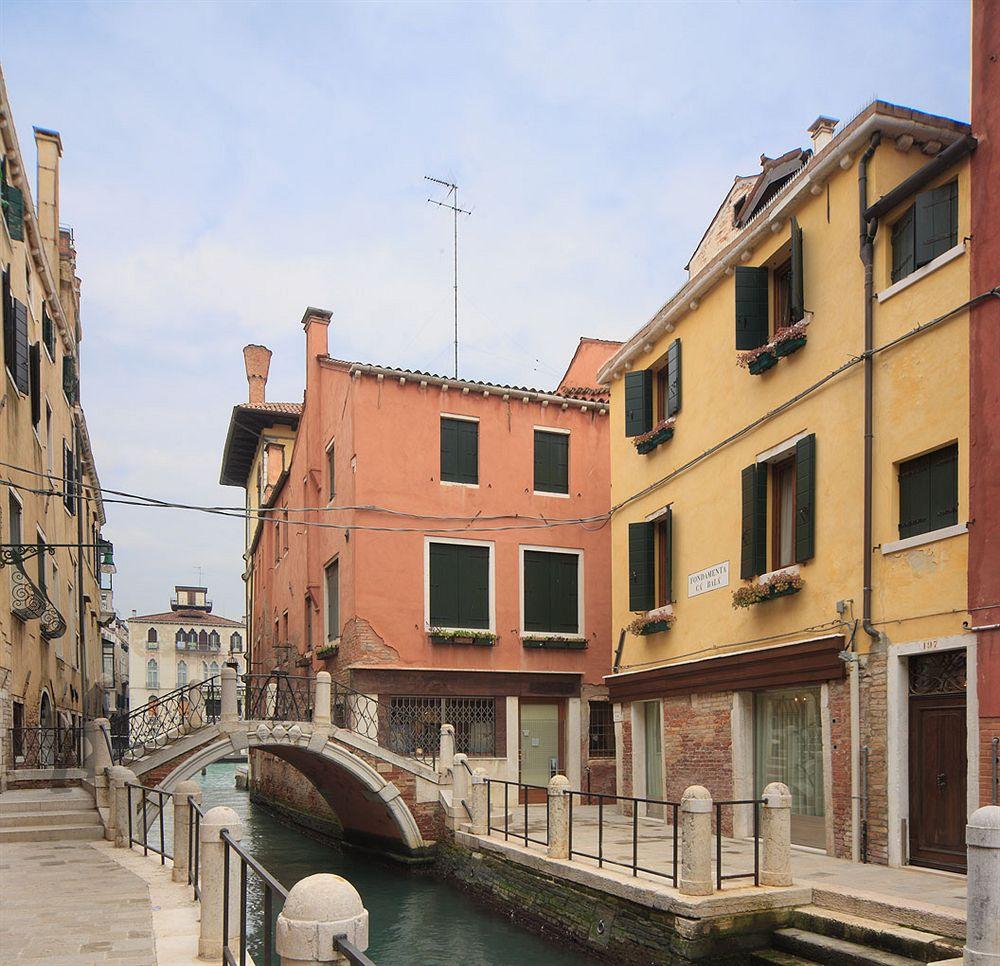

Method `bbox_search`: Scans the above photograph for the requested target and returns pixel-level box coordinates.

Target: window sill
[428,629,496,646]
[880,523,967,555]
[757,564,800,585]
[876,243,966,303]
[532,489,570,498]
[440,480,480,489]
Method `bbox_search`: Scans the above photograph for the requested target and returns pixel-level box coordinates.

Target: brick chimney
[301,306,333,359]
[807,116,838,154]
[34,127,62,277]
[243,344,272,407]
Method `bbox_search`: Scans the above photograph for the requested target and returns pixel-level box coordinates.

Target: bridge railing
[243,672,313,722]
[5,724,82,769]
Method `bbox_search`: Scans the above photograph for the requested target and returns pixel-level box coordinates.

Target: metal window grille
[588,700,615,758]
[387,696,495,757]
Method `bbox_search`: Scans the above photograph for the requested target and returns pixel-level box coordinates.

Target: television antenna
[426,176,472,378]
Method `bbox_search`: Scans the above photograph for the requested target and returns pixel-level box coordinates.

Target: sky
[0,0,971,621]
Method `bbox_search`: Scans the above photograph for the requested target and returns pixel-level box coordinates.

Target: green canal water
[197,761,598,965]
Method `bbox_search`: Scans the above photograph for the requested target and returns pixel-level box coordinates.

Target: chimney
[243,344,272,407]
[33,127,63,276]
[807,116,838,154]
[301,306,333,359]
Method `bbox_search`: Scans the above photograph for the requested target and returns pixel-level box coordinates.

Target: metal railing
[714,799,763,889]
[485,779,550,848]
[567,789,680,885]
[992,736,999,806]
[126,781,172,864]
[243,672,313,722]
[6,725,82,769]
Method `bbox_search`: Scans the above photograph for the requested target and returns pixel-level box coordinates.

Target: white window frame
[532,425,571,499]
[325,437,336,505]
[517,544,585,639]
[7,487,23,546]
[439,413,480,490]
[423,535,496,633]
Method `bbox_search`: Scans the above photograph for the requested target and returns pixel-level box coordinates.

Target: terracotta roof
[219,403,301,487]
[130,609,245,627]
[556,386,610,402]
[236,402,302,416]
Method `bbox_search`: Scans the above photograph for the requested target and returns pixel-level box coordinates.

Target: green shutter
[662,507,673,605]
[628,522,655,612]
[523,551,550,632]
[2,267,12,376]
[790,217,804,324]
[666,340,681,418]
[62,353,77,404]
[441,418,477,484]
[29,342,41,427]
[795,434,816,563]
[524,550,578,634]
[915,180,958,268]
[441,419,458,481]
[554,553,579,633]
[534,431,568,494]
[624,370,652,437]
[2,182,25,241]
[458,544,490,629]
[740,463,767,579]
[734,266,769,349]
[929,443,958,531]
[12,300,28,394]
[891,205,915,283]
[429,543,460,626]
[898,455,930,539]
[42,305,54,356]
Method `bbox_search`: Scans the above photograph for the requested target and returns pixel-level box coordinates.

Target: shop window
[588,701,615,759]
[387,696,495,758]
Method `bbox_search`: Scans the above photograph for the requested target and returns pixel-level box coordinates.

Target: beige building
[128,585,246,710]
[0,67,110,776]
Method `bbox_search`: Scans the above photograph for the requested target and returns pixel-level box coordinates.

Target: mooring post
[964,804,1000,964]
[760,781,793,887]
[470,767,489,835]
[679,784,714,896]
[313,671,332,728]
[438,723,455,779]
[198,805,243,960]
[547,774,570,860]
[220,666,239,727]
[172,780,201,883]
[276,873,369,965]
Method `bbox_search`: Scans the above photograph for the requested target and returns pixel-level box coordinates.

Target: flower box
[627,612,675,635]
[636,619,671,636]
[773,335,807,358]
[748,351,778,375]
[732,573,804,608]
[315,644,339,659]
[636,425,674,454]
[521,636,588,650]
[429,630,496,646]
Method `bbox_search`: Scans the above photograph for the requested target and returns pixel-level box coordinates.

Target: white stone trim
[517,544,585,638]
[756,564,800,586]
[644,503,673,523]
[756,432,809,466]
[440,412,480,423]
[533,425,570,434]
[875,242,966,304]
[879,523,967,555]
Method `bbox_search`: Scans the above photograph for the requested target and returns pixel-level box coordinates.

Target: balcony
[8,559,67,639]
[175,641,222,652]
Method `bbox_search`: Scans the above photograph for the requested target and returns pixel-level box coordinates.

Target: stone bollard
[438,724,455,779]
[453,753,470,812]
[276,873,369,965]
[760,781,793,887]
[470,767,489,835]
[110,766,139,848]
[221,666,239,725]
[313,671,332,728]
[198,805,244,960]
[964,805,1000,965]
[547,774,571,860]
[172,780,201,883]
[679,785,714,896]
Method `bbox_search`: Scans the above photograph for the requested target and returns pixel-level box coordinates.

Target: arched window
[146,659,158,689]
[175,629,185,646]
[199,629,209,646]
[209,630,220,647]
[188,629,198,644]
[230,632,243,652]
[147,628,158,643]
[210,661,220,677]
[177,660,188,686]
[202,662,209,680]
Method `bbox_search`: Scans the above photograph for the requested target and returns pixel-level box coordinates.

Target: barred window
[588,701,615,758]
[387,696,496,758]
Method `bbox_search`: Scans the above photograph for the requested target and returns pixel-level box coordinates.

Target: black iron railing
[714,798,763,889]
[243,672,313,722]
[567,789,680,885]
[6,725,82,769]
[189,795,205,901]
[126,781,172,863]
[485,779,550,848]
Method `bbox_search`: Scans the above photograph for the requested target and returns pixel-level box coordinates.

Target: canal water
[197,761,598,965]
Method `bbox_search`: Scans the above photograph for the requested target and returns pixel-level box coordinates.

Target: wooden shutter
[666,340,681,418]
[790,217,804,323]
[2,267,12,376]
[929,443,958,531]
[660,507,673,605]
[440,418,458,481]
[62,354,77,404]
[740,463,767,579]
[429,543,460,626]
[915,180,958,268]
[891,205,915,283]
[523,551,550,632]
[898,455,930,538]
[2,182,25,241]
[458,544,490,629]
[624,370,652,437]
[734,266,769,349]
[628,522,655,612]
[459,420,478,484]
[12,300,28,394]
[42,305,54,356]
[29,342,41,427]
[795,434,816,563]
[534,431,568,494]
[524,550,577,634]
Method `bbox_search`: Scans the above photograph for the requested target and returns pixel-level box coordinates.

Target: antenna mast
[426,176,471,378]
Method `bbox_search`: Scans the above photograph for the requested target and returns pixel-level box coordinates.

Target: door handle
[936,772,947,790]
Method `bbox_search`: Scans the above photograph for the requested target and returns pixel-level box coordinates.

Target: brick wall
[251,750,341,833]
[860,640,889,865]
[827,678,854,859]
[980,718,1000,807]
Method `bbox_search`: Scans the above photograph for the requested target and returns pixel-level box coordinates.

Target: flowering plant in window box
[316,643,339,659]
[521,633,588,650]
[771,320,809,358]
[634,417,676,455]
[731,572,804,609]
[428,628,497,646]
[627,611,676,636]
[738,344,778,375]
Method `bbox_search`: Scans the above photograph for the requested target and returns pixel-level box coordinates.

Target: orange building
[220,308,620,798]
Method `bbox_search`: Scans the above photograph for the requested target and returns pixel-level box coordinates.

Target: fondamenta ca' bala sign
[688,561,730,598]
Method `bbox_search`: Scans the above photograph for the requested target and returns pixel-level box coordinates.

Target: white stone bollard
[547,774,571,860]
[110,766,139,848]
[470,767,489,835]
[276,873,369,965]
[679,785,714,896]
[438,724,455,779]
[172,780,201,884]
[313,671,332,727]
[760,781,793,887]
[221,666,239,725]
[198,805,244,960]
[964,805,1000,965]
[453,753,470,812]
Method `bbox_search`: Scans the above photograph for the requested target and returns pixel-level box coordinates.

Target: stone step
[774,928,925,966]
[751,950,822,966]
[0,787,94,814]
[0,823,105,843]
[0,809,102,828]
[792,906,962,963]
[810,887,966,942]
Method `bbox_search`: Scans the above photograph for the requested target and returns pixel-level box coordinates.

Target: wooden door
[908,692,967,872]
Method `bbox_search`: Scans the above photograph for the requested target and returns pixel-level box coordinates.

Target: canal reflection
[198,761,598,965]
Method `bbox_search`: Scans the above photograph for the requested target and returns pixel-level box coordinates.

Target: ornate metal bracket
[7,556,67,638]
[0,544,56,568]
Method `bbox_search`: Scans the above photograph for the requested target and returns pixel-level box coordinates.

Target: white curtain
[755,689,824,816]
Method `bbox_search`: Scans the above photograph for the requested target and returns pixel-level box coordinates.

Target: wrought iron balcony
[6,555,68,638]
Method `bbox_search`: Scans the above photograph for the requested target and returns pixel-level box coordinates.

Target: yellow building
[0,69,110,780]
[600,103,979,871]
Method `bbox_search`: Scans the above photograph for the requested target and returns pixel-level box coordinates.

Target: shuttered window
[891,180,958,283]
[62,354,78,404]
[534,430,569,494]
[628,522,655,612]
[325,559,340,641]
[62,441,76,515]
[624,370,652,437]
[794,434,816,562]
[326,444,335,502]
[1,179,25,241]
[429,542,490,629]
[29,342,40,428]
[2,266,12,378]
[740,463,768,579]
[665,340,681,418]
[8,299,29,394]
[523,550,579,634]
[789,216,804,324]
[656,508,673,607]
[440,417,478,484]
[898,444,958,539]
[42,304,55,358]
[735,266,769,349]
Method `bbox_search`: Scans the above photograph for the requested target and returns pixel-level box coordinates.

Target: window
[304,595,313,649]
[2,267,29,394]
[103,640,115,680]
[898,444,958,539]
[388,696,496,757]
[62,441,76,515]
[199,630,209,646]
[146,659,159,689]
[29,342,40,428]
[628,508,672,612]
[230,632,243,652]
[891,180,958,283]
[7,489,22,546]
[62,354,77,404]
[147,628,158,644]
[177,660,188,686]
[45,404,53,474]
[325,559,340,642]
[326,443,336,502]
[273,515,280,564]
[42,304,55,358]
[735,217,804,349]
[522,548,580,635]
[624,370,652,437]
[210,661,219,676]
[209,630,220,647]
[35,531,46,593]
[175,628,185,647]
[773,259,793,331]
[440,416,478,484]
[188,629,197,644]
[282,505,289,553]
[588,701,615,759]
[428,541,490,630]
[534,430,569,494]
[772,456,797,570]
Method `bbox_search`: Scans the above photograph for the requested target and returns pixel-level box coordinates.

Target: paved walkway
[501,804,967,912]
